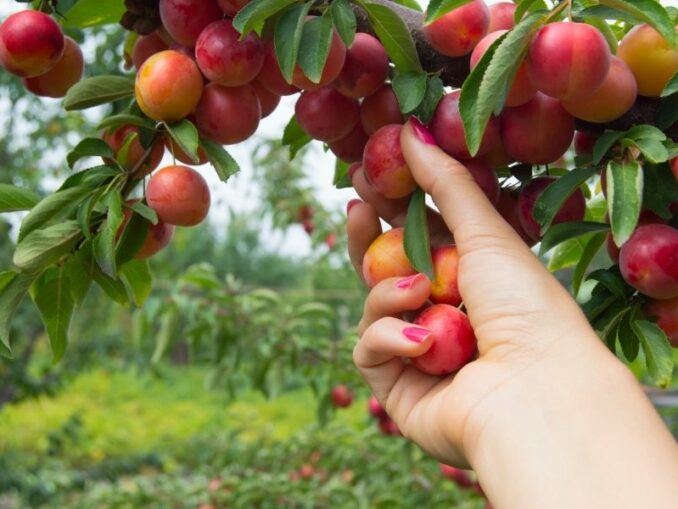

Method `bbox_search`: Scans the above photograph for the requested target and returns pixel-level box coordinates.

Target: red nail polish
[396,273,424,289]
[409,117,437,146]
[402,326,432,343]
[348,162,361,180]
[347,199,362,215]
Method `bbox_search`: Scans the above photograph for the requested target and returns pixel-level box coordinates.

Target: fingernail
[402,326,432,343]
[347,199,361,215]
[409,117,437,146]
[396,273,424,289]
[348,162,361,180]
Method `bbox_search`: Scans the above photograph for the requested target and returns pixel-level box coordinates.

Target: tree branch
[353,0,677,138]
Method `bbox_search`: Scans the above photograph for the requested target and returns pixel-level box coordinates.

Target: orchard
[0,0,677,507]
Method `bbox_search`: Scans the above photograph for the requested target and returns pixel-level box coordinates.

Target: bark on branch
[352,0,678,139]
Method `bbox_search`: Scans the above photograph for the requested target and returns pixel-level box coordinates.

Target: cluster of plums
[0,10,84,98]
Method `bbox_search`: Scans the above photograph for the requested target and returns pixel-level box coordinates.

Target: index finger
[400,118,527,253]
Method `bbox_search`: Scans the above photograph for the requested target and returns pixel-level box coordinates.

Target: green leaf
[632,320,674,388]
[62,0,125,28]
[390,0,422,10]
[587,268,629,299]
[274,3,312,83]
[592,130,623,165]
[460,13,546,156]
[64,75,136,111]
[539,221,609,255]
[412,77,444,124]
[425,0,473,23]
[34,272,75,363]
[617,312,639,362]
[572,232,607,297]
[662,71,678,97]
[533,167,598,236]
[59,166,119,190]
[598,0,678,49]
[115,212,150,267]
[515,0,548,21]
[200,138,240,182]
[297,14,334,84]
[233,0,298,36]
[0,272,15,292]
[97,113,156,133]
[404,188,433,279]
[547,234,591,271]
[0,272,38,356]
[606,160,643,246]
[14,221,82,272]
[629,138,669,164]
[392,72,428,114]
[624,124,667,142]
[63,253,92,307]
[67,138,115,168]
[282,116,312,159]
[0,184,41,212]
[129,202,158,225]
[656,93,678,130]
[94,192,124,277]
[92,267,129,305]
[354,0,422,73]
[331,0,357,47]
[165,119,200,164]
[642,163,678,219]
[120,260,152,307]
[333,159,353,188]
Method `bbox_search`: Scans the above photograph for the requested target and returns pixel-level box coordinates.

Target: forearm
[469,338,678,509]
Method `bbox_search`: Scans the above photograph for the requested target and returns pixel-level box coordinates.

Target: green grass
[0,367,365,464]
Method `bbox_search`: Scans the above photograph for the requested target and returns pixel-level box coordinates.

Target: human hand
[347,118,615,467]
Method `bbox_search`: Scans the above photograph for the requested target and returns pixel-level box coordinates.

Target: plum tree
[527,22,611,101]
[23,36,84,98]
[135,50,204,122]
[158,0,222,47]
[423,0,490,57]
[362,228,416,287]
[430,90,501,159]
[561,56,637,123]
[195,20,264,87]
[360,84,405,135]
[334,33,389,99]
[518,177,586,241]
[619,224,678,299]
[362,124,417,199]
[146,165,211,227]
[411,304,477,376]
[0,10,64,77]
[195,83,261,144]
[618,23,678,97]
[295,88,360,142]
[119,204,175,260]
[500,93,575,164]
